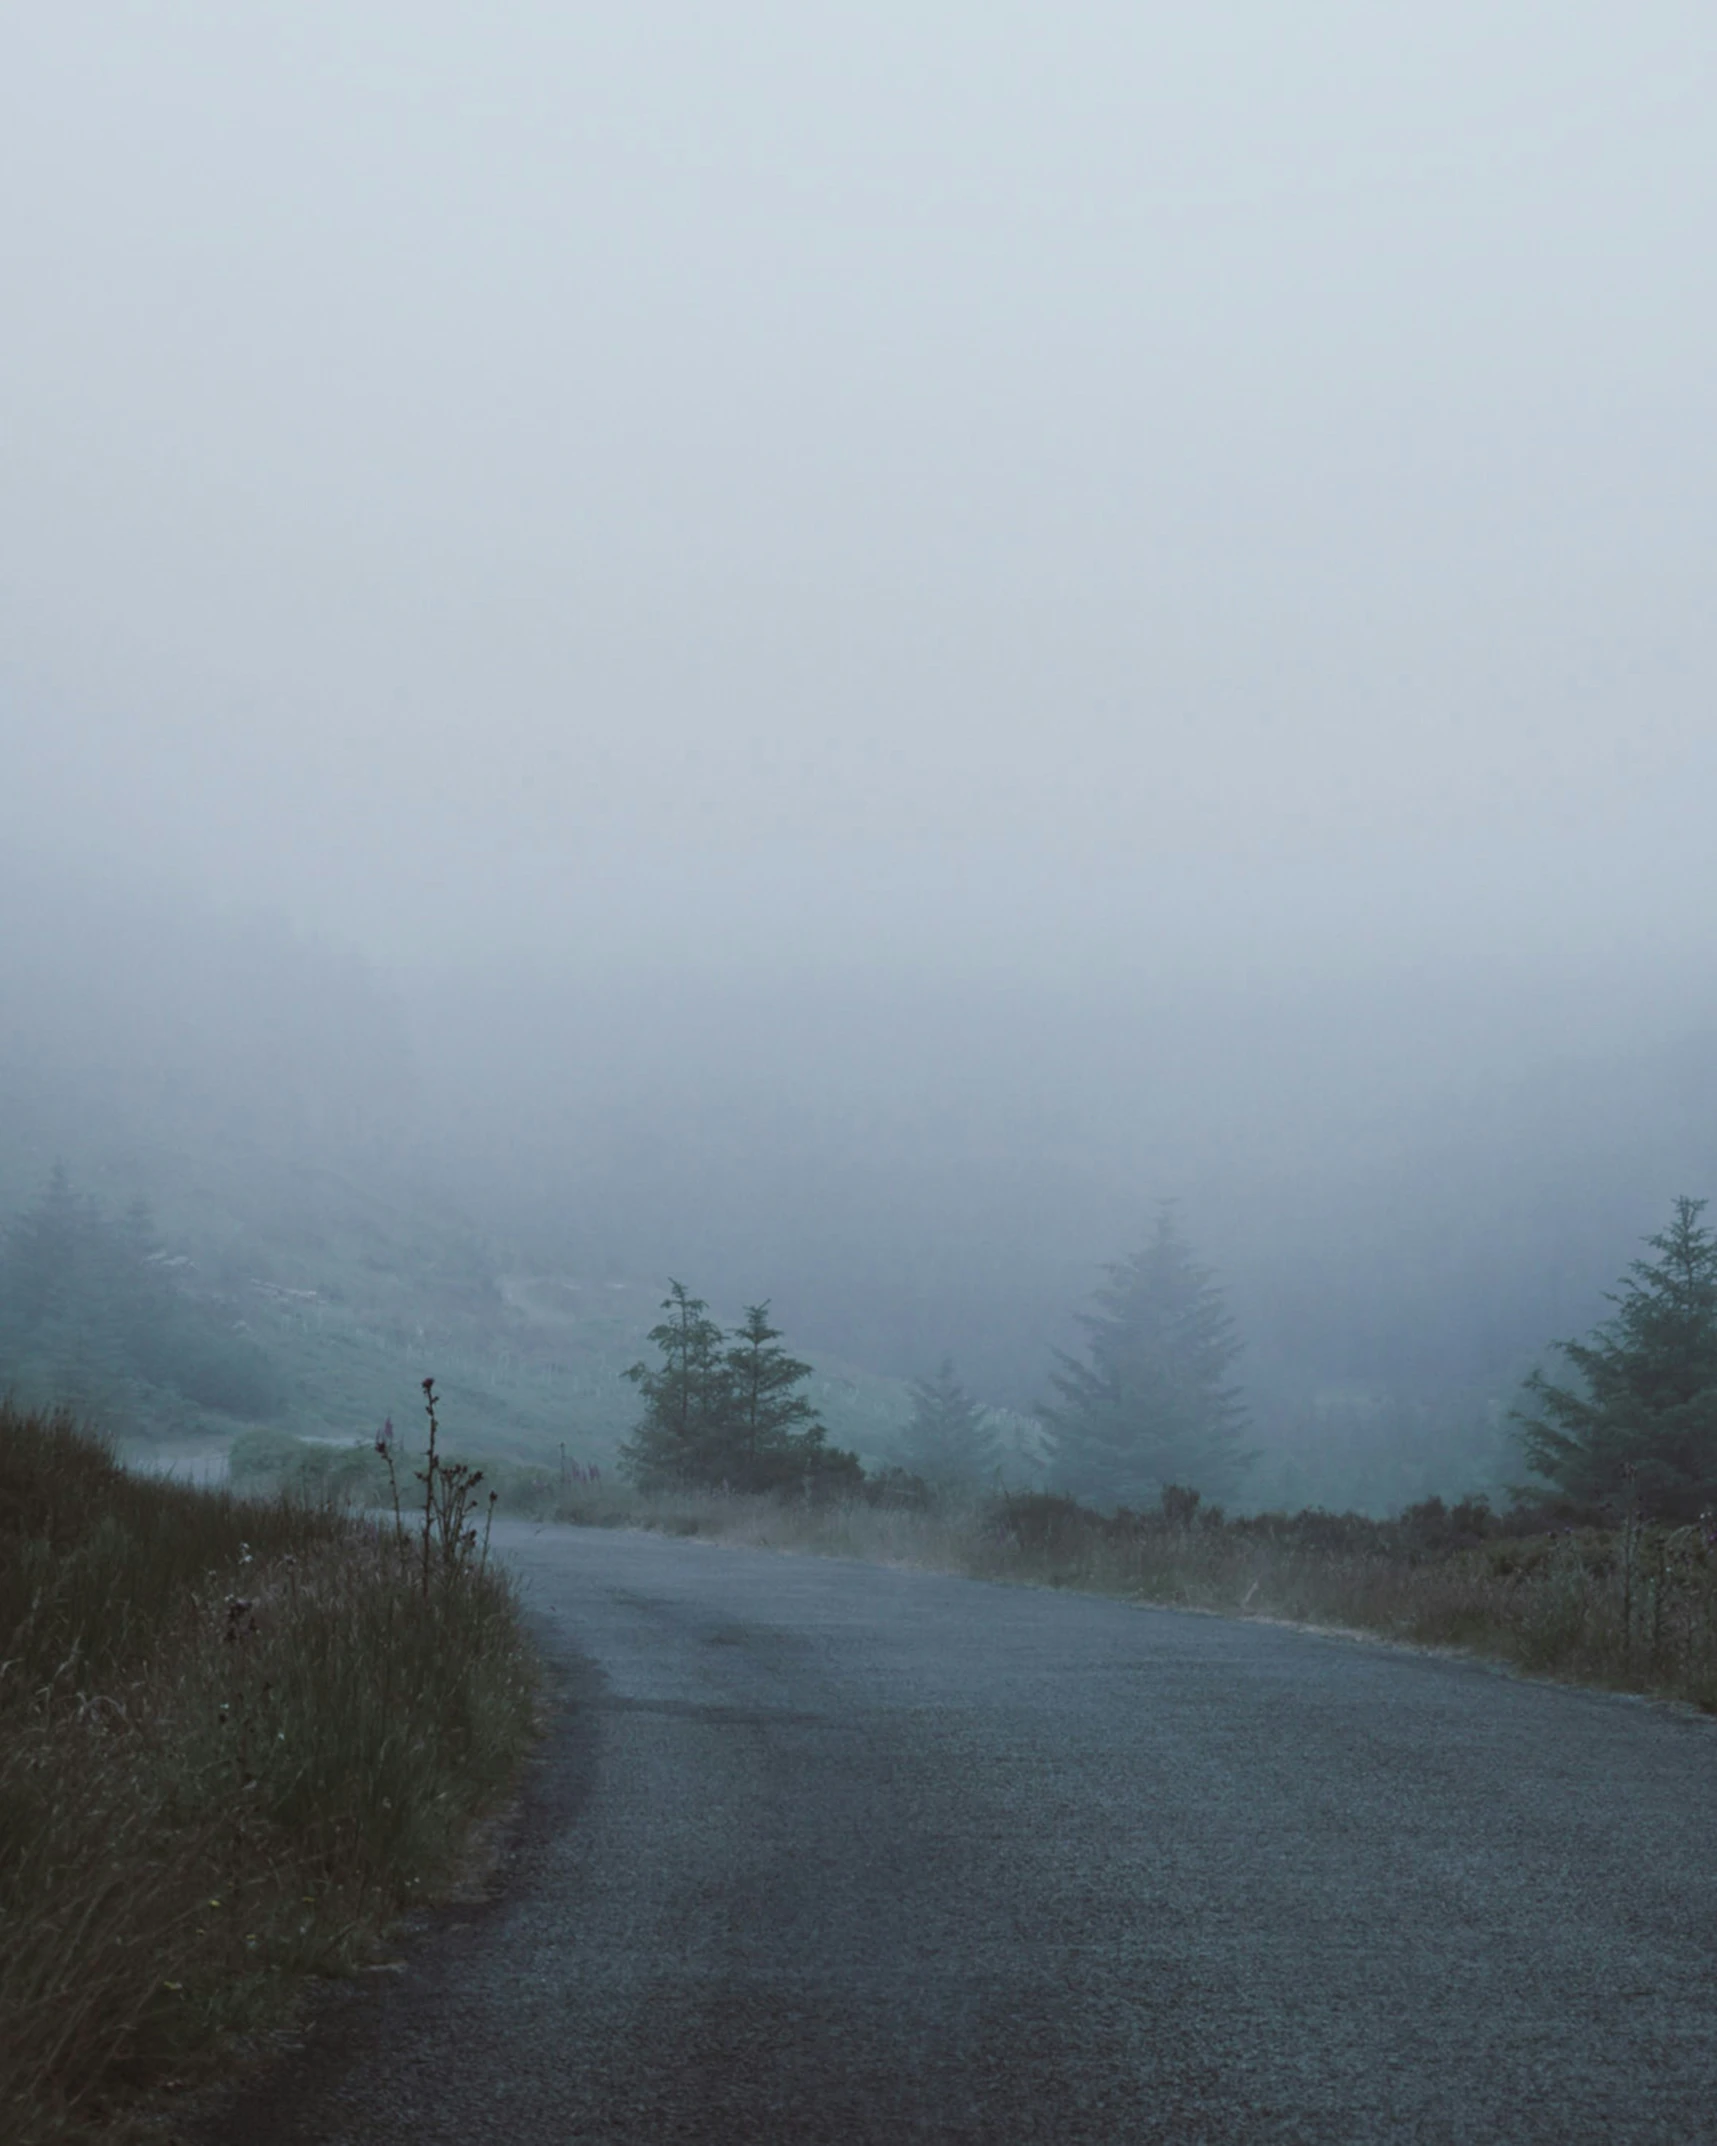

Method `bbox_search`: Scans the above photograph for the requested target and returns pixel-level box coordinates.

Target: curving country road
[210,1521,1717,2144]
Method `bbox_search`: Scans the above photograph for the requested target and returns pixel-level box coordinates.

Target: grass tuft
[0,1399,537,2146]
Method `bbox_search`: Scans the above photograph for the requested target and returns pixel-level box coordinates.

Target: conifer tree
[1039,1208,1249,1508]
[722,1302,826,1491]
[1,1164,92,1332]
[1515,1195,1717,1516]
[0,1164,125,1412]
[619,1286,861,1495]
[618,1281,731,1489]
[0,1169,282,1424]
[897,1357,1002,1489]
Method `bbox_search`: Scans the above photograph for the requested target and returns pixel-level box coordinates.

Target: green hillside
[0,1160,928,1476]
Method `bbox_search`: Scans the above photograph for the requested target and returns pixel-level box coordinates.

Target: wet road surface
[208,1522,1717,2143]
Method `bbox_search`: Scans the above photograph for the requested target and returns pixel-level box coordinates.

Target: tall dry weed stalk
[412,1377,496,1596]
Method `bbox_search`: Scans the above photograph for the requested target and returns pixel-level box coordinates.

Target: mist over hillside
[4,0,1715,1514]
[6,14,1717,2138]
[4,860,1713,1511]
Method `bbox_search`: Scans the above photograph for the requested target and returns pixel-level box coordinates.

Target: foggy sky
[4,4,1715,985]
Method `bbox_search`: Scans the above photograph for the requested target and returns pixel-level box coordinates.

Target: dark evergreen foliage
[619,1284,861,1495]
[0,1167,282,1424]
[897,1357,1002,1488]
[1514,1195,1717,1517]
[616,1282,729,1488]
[723,1302,825,1485]
[1039,1208,1250,1507]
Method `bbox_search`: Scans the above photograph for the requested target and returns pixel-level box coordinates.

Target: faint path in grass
[200,1520,1717,2146]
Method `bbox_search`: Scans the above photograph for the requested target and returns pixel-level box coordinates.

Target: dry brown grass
[0,1402,537,2146]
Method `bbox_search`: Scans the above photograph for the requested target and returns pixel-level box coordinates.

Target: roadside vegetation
[448,1471,1717,1712]
[0,1391,537,2146]
[238,1203,1717,1718]
[542,1199,1717,1710]
[220,1196,1717,1737]
[229,1429,1717,1714]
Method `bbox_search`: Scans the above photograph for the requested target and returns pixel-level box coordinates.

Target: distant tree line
[1018,1192,1717,1521]
[22,1151,1717,1524]
[621,1208,1256,1510]
[623,1193,1717,1525]
[0,1166,281,1427]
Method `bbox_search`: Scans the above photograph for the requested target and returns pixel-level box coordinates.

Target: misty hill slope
[0,1144,922,1471]
[8,870,1717,1513]
[222,1236,921,1470]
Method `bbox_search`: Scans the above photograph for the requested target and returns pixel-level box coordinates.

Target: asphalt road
[210,1522,1717,2144]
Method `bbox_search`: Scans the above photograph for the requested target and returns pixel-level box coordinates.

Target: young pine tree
[721,1302,827,1492]
[620,1287,861,1496]
[1514,1195,1717,1518]
[618,1282,732,1489]
[1039,1208,1250,1509]
[897,1358,1002,1490]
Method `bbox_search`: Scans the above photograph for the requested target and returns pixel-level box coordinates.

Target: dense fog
[3,4,1715,1509]
[4,858,1716,1508]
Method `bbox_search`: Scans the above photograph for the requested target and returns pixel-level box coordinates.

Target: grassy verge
[527,1476,1717,1711]
[0,1400,538,2146]
[223,1422,1717,1706]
